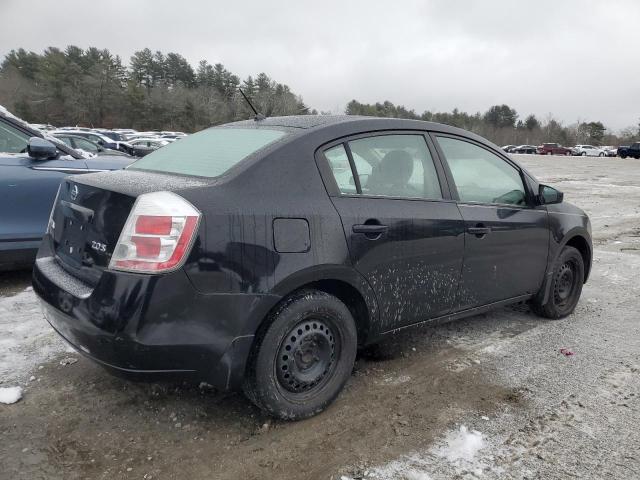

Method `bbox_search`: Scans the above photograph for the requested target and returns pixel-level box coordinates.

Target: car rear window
[130,127,287,178]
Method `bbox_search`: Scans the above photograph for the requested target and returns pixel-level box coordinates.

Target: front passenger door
[433,135,549,310]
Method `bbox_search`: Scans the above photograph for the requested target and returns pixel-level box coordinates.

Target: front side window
[0,120,30,153]
[436,136,526,206]
[131,128,287,178]
[326,134,442,200]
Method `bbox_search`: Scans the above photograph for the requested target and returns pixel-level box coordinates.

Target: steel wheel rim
[276,318,337,394]
[554,261,578,308]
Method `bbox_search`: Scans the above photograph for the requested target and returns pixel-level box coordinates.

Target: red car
[537,143,572,156]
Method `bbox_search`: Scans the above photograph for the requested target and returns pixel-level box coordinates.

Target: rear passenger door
[432,134,549,310]
[319,132,465,331]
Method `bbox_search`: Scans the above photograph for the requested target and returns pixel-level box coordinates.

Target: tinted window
[0,120,30,153]
[332,134,441,200]
[436,136,526,206]
[131,128,286,178]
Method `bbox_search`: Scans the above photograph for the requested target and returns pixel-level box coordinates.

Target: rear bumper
[33,241,281,390]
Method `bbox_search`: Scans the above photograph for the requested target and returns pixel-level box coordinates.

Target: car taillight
[109,191,201,273]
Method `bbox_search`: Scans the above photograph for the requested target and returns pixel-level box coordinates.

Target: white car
[129,138,170,157]
[572,145,605,157]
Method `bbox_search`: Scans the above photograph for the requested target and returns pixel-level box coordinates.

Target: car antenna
[238,88,265,121]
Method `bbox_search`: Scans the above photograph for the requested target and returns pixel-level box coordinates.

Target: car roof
[226,115,498,146]
[219,114,536,180]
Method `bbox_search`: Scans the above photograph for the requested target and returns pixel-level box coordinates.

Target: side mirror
[539,184,563,205]
[27,137,58,160]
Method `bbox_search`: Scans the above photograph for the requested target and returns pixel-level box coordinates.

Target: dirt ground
[1,155,639,479]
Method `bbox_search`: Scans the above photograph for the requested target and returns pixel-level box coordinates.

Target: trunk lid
[50,170,209,285]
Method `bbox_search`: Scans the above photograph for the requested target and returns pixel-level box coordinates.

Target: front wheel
[243,290,358,420]
[532,246,584,319]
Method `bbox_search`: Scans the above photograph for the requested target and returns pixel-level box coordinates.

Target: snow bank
[0,287,68,383]
[0,386,23,404]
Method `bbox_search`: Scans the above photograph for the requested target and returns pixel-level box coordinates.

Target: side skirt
[376,294,534,339]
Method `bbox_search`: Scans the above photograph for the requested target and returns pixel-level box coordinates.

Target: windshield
[130,127,287,178]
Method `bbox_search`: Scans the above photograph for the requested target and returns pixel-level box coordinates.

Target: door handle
[468,225,491,237]
[352,224,389,234]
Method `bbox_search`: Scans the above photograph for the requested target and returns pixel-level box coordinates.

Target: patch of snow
[432,425,484,463]
[382,374,412,385]
[0,287,67,383]
[0,386,23,404]
[362,425,485,479]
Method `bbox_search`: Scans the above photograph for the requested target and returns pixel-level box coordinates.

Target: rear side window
[436,136,526,206]
[131,128,286,178]
[326,134,442,200]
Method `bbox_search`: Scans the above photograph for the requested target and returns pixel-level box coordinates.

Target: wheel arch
[248,265,379,350]
[562,233,592,283]
[536,228,592,307]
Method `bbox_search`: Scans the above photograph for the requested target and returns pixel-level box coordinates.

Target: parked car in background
[572,145,605,157]
[51,133,133,158]
[618,143,640,159]
[512,145,538,154]
[30,123,56,132]
[92,129,128,143]
[129,138,170,157]
[501,145,516,153]
[53,130,133,155]
[0,106,135,270]
[601,146,617,157]
[33,115,591,420]
[537,143,572,155]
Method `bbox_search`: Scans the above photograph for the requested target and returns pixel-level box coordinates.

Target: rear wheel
[243,290,358,420]
[532,246,584,319]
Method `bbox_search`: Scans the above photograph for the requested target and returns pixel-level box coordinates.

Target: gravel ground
[1,155,639,479]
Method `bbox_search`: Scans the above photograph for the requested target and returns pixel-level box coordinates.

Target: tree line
[346,100,640,147]
[0,47,309,132]
[1,46,638,145]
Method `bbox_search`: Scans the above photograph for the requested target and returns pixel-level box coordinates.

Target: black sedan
[512,144,538,154]
[33,116,592,419]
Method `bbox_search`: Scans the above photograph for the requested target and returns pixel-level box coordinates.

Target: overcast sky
[2,0,639,130]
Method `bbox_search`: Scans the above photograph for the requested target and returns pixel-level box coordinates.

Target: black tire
[620,154,627,159]
[532,246,584,319]
[581,152,587,156]
[243,289,358,420]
